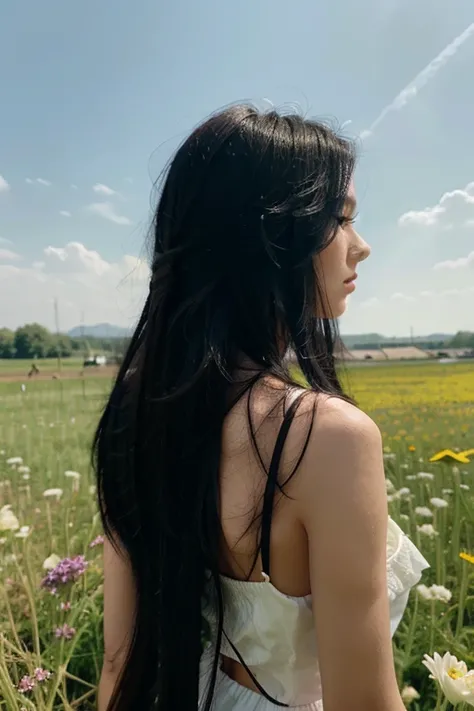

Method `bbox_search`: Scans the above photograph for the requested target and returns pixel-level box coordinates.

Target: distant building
[83,355,107,367]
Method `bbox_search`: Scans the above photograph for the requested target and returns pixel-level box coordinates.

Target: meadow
[0,360,473,710]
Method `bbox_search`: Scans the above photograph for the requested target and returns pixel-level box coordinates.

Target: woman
[94,105,428,711]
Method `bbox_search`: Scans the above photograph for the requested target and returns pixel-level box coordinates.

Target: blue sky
[0,0,473,336]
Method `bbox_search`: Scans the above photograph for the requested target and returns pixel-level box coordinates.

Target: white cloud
[361,23,474,138]
[86,201,132,226]
[0,175,11,192]
[0,237,12,245]
[399,182,474,227]
[434,251,474,270]
[360,297,380,308]
[59,210,72,218]
[71,184,78,190]
[36,178,52,186]
[420,290,434,298]
[390,292,416,302]
[0,249,21,261]
[0,242,150,330]
[25,178,34,184]
[93,183,116,196]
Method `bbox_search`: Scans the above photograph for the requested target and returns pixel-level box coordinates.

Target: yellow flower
[429,449,470,464]
[460,552,474,565]
[408,445,416,452]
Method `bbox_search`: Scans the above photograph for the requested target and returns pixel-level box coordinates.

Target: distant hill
[68,323,131,339]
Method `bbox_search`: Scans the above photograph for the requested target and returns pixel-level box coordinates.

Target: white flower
[415,506,433,518]
[64,470,81,480]
[0,449,5,455]
[89,485,97,495]
[385,479,395,493]
[384,452,396,461]
[43,553,61,570]
[15,525,30,539]
[400,464,409,470]
[17,465,30,474]
[442,488,454,495]
[406,475,417,481]
[70,417,76,425]
[400,513,410,521]
[430,497,449,509]
[6,457,23,466]
[417,523,438,538]
[452,466,460,475]
[0,505,20,531]
[417,471,435,481]
[43,488,63,500]
[423,652,474,706]
[460,484,470,491]
[398,487,411,498]
[22,474,30,480]
[401,686,420,704]
[417,584,452,603]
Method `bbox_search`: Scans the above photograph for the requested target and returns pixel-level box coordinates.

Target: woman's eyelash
[336,213,358,227]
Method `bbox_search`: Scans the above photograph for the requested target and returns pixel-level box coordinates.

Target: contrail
[361,23,474,139]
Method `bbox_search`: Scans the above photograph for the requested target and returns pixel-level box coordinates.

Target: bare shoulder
[292,392,387,535]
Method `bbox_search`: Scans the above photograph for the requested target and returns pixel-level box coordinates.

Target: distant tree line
[0,323,130,360]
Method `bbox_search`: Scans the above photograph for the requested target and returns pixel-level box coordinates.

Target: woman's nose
[355,232,371,262]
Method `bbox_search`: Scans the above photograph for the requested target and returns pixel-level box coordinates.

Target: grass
[0,359,85,376]
[0,362,473,709]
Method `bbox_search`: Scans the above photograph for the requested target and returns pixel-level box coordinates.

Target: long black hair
[93,104,355,710]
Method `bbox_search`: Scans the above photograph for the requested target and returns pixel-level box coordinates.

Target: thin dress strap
[223,391,306,709]
[260,392,304,577]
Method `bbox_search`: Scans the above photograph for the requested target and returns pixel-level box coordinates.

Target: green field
[0,358,85,376]
[0,362,473,709]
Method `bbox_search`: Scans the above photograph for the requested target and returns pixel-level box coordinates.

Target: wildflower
[15,525,30,539]
[41,554,88,590]
[417,584,452,603]
[64,470,81,480]
[22,473,30,480]
[430,497,449,509]
[442,488,454,495]
[400,464,409,470]
[429,449,470,464]
[460,552,474,565]
[18,675,35,693]
[397,487,411,498]
[406,475,417,481]
[43,488,63,500]
[55,623,76,640]
[385,479,395,493]
[384,453,396,461]
[423,652,474,706]
[6,456,23,466]
[70,417,76,424]
[460,484,470,491]
[89,484,97,495]
[60,601,71,611]
[34,667,52,682]
[415,506,433,518]
[43,553,61,570]
[90,534,105,548]
[17,465,30,474]
[417,524,438,539]
[408,445,416,452]
[401,686,420,704]
[417,471,434,481]
[400,513,410,521]
[0,505,19,531]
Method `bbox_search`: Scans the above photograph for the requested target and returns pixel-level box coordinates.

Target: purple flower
[18,675,36,693]
[89,534,105,548]
[41,555,87,591]
[55,623,76,640]
[34,667,52,682]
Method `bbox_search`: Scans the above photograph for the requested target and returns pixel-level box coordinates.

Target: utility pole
[54,297,62,373]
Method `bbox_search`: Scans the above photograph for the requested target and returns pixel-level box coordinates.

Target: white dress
[200,517,429,710]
